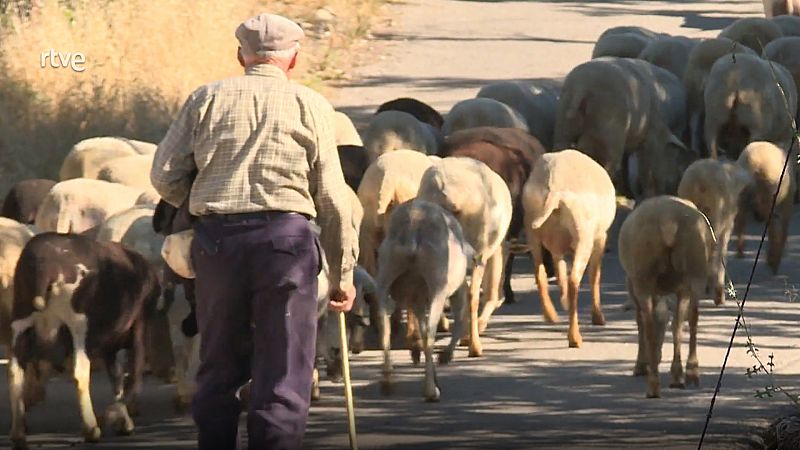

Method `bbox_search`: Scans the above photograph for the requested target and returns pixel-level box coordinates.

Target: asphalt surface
[3,1,800,449]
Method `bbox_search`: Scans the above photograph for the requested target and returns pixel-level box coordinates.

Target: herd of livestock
[1,9,800,448]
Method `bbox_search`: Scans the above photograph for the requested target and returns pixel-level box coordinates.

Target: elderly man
[150,13,358,450]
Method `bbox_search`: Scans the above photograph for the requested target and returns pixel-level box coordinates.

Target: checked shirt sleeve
[150,92,200,208]
[308,101,359,290]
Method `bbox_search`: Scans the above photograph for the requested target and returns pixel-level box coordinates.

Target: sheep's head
[643,134,698,198]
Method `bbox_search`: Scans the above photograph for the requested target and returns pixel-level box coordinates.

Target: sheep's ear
[668,133,697,168]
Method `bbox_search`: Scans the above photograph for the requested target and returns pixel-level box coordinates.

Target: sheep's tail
[552,87,588,150]
[528,187,558,230]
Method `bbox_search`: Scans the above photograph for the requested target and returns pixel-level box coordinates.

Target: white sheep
[618,195,715,398]
[677,159,751,305]
[718,17,784,53]
[521,149,616,348]
[763,36,800,116]
[59,137,142,180]
[333,110,364,147]
[682,37,757,155]
[441,97,529,136]
[127,139,157,155]
[95,153,156,192]
[416,157,513,357]
[592,26,658,59]
[704,53,797,160]
[0,218,36,352]
[363,110,439,163]
[764,0,800,18]
[735,141,795,273]
[374,199,472,402]
[638,36,699,80]
[357,150,439,277]
[95,205,163,266]
[554,57,695,199]
[772,15,800,36]
[476,80,562,150]
[34,179,146,234]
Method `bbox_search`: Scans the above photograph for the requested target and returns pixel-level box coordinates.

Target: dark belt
[197,211,311,223]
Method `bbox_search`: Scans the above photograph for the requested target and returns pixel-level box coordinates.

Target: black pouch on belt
[192,220,220,255]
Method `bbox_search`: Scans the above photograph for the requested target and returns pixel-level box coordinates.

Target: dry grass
[0,0,385,195]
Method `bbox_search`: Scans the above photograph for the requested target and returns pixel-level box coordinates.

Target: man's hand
[329,284,356,313]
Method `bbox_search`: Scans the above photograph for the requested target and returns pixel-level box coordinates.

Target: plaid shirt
[150,64,357,288]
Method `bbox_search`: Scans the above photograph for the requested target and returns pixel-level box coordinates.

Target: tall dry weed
[0,0,384,194]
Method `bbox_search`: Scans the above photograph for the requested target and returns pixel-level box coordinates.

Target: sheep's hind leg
[478,248,504,333]
[588,235,606,326]
[103,351,134,435]
[669,295,688,389]
[685,296,700,387]
[527,229,559,323]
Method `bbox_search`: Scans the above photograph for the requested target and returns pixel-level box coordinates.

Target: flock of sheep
[1,9,800,447]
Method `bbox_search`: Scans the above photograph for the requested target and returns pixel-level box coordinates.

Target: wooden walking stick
[338,311,359,450]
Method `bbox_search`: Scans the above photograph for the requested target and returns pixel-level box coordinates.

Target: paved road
[3,0,800,449]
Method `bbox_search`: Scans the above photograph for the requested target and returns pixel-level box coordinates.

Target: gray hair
[242,43,300,65]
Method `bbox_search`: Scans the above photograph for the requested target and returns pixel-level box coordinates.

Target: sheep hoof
[568,333,582,348]
[478,318,489,334]
[633,362,648,377]
[84,426,102,443]
[410,349,421,366]
[459,337,470,347]
[669,381,685,389]
[468,345,483,358]
[543,312,560,324]
[105,403,134,436]
[646,390,661,399]
[311,389,320,402]
[424,386,441,403]
[591,311,606,326]
[438,350,453,365]
[686,373,700,387]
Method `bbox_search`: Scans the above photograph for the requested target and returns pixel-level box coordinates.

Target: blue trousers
[190,212,320,450]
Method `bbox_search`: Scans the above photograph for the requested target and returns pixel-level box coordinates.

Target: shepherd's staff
[338,311,358,450]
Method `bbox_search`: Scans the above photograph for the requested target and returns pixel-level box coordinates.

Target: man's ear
[288,51,298,70]
[237,47,246,68]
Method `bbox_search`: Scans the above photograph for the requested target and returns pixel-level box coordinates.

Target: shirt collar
[245,64,288,80]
